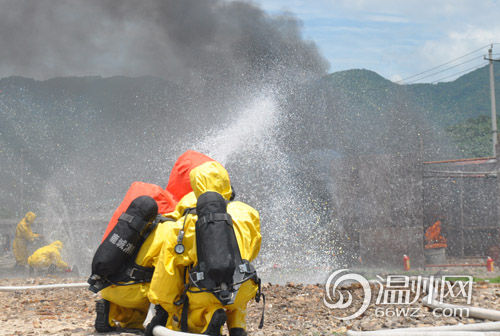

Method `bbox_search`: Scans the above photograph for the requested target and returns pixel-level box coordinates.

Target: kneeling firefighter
[88,151,218,332]
[28,240,69,272]
[146,161,262,336]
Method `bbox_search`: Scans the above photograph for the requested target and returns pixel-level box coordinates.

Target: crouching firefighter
[146,161,263,336]
[88,151,221,332]
[88,195,174,332]
[28,240,69,273]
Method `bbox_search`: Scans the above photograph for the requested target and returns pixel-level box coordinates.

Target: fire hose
[347,278,500,336]
[153,326,204,336]
[139,303,208,336]
[346,323,500,335]
[0,284,228,336]
[0,283,226,336]
[422,294,500,321]
[2,277,499,335]
[0,282,88,291]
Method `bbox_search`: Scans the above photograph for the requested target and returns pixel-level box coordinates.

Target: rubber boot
[203,309,227,336]
[229,328,247,336]
[144,305,168,336]
[95,299,116,333]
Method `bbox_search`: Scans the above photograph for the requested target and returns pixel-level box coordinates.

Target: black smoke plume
[0,0,328,88]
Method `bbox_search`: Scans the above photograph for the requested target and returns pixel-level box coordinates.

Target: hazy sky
[254,0,500,82]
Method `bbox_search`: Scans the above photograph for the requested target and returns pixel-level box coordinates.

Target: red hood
[101,150,215,242]
[166,150,214,202]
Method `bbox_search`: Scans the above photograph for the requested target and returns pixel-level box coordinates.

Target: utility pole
[485,45,500,156]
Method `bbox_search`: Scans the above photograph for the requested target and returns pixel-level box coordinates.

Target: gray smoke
[1,0,331,272]
[0,0,329,215]
[0,0,328,88]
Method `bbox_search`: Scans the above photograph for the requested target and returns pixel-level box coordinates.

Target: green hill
[409,65,497,127]
[1,65,499,216]
[281,65,500,160]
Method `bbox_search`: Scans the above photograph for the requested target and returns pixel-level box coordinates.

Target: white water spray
[192,91,337,282]
[194,94,280,165]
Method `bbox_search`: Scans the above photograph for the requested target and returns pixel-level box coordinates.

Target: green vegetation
[484,276,500,283]
[446,276,500,283]
[317,66,500,159]
[446,115,496,158]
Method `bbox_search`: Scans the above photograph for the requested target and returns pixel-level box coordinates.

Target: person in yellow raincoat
[27,240,69,271]
[146,161,261,336]
[12,211,40,266]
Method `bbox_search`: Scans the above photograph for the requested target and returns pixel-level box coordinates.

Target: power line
[430,63,486,84]
[397,43,500,84]
[406,55,484,84]
[397,44,492,83]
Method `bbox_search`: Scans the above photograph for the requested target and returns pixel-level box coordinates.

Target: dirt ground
[1,274,500,336]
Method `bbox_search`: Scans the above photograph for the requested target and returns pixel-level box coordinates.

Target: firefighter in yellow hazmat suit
[13,211,40,266]
[27,240,69,271]
[146,161,261,336]
[95,162,236,332]
[96,213,181,331]
[95,187,201,331]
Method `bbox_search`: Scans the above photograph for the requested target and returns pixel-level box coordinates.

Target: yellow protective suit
[27,240,68,270]
[13,211,39,266]
[99,193,200,329]
[148,161,261,334]
[100,218,179,329]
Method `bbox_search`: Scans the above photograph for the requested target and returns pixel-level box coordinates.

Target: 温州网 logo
[323,269,473,320]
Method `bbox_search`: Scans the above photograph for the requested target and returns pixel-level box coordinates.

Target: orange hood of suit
[101,151,216,242]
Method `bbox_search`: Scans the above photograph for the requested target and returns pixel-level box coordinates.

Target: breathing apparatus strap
[175,208,196,254]
[175,267,190,333]
[180,295,189,332]
[89,215,175,291]
[183,207,196,216]
[197,213,232,225]
[131,214,175,261]
[177,265,265,331]
[173,210,197,332]
[124,264,155,282]
[113,214,164,280]
[119,214,175,282]
[255,277,265,329]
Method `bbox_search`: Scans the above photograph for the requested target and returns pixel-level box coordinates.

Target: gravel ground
[1,276,500,336]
